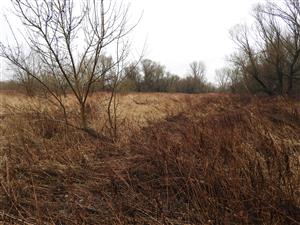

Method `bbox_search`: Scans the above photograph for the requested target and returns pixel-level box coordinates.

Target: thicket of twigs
[0,94,299,224]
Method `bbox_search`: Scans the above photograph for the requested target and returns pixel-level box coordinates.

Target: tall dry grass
[116,96,300,224]
[0,93,299,224]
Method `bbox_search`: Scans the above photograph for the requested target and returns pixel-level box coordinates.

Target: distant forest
[0,59,216,95]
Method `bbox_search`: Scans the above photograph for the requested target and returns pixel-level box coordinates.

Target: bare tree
[189,61,206,82]
[230,24,274,95]
[215,67,231,92]
[230,0,300,96]
[141,59,165,92]
[186,61,207,93]
[254,4,287,94]
[259,0,300,94]
[12,53,38,96]
[120,63,142,92]
[0,0,138,137]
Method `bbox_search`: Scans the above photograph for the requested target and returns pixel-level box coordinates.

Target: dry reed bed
[121,97,300,224]
[0,93,299,224]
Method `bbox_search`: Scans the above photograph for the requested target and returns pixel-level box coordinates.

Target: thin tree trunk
[80,103,88,129]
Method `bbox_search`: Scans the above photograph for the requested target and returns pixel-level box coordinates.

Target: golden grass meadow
[0,92,299,224]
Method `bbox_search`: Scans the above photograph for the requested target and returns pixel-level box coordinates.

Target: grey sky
[0,0,263,81]
[128,0,263,81]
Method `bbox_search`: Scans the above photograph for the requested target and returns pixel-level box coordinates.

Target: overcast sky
[1,0,263,81]
[128,0,263,81]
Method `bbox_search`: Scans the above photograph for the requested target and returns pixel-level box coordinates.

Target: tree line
[0,58,215,95]
[116,59,215,93]
[215,0,300,96]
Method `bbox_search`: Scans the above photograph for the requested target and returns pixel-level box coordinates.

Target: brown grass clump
[0,93,299,224]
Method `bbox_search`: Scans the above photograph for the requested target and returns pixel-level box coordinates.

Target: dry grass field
[0,92,300,224]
